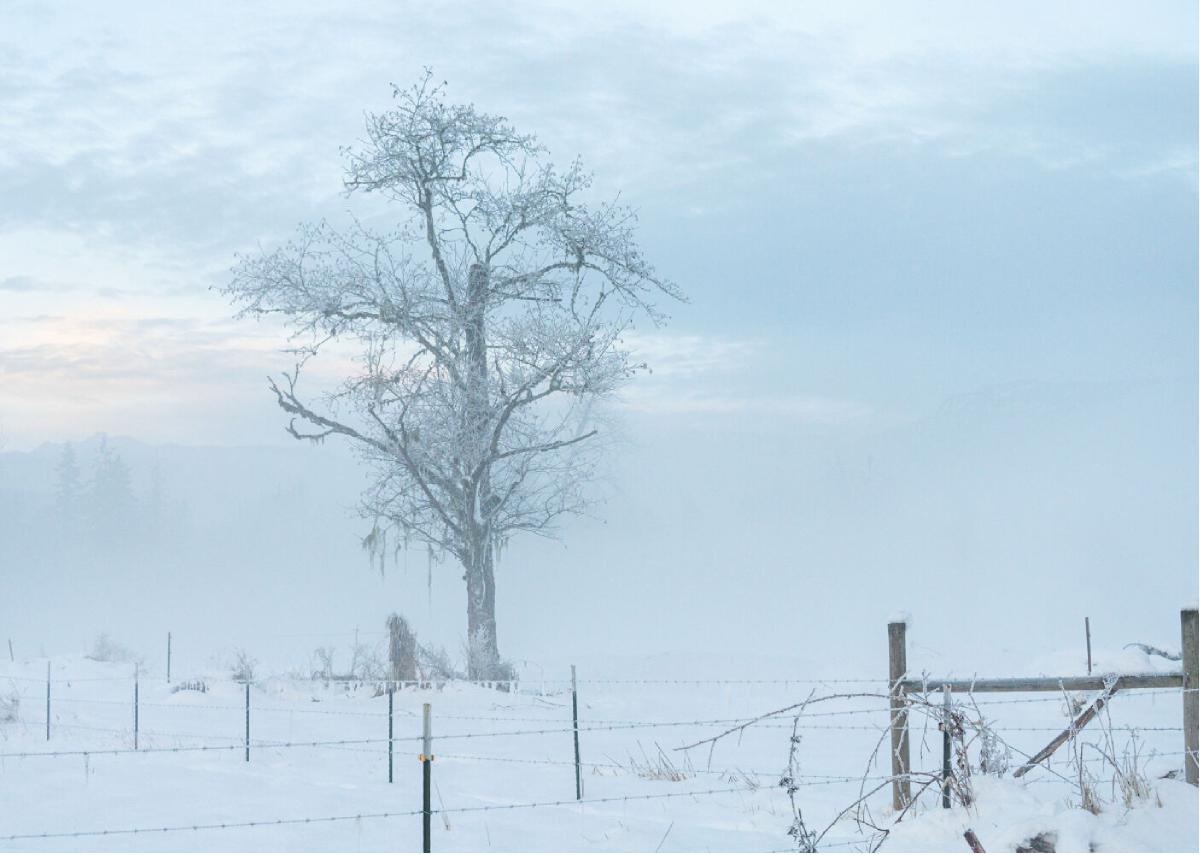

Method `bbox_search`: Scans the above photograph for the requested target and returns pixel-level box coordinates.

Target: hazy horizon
[2,0,1197,677]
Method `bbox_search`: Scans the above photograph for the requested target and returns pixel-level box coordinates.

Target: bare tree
[225,74,681,678]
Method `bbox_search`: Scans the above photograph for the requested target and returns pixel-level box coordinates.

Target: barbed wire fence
[0,638,1195,852]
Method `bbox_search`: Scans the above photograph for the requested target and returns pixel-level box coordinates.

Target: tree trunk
[463,262,502,680]
[464,536,500,679]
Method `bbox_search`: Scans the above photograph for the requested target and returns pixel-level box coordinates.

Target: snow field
[0,657,1195,852]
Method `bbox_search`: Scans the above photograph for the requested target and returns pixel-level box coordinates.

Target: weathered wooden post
[1085,617,1092,675]
[1182,607,1198,786]
[888,619,911,810]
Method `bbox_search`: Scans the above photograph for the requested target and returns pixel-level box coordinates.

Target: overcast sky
[0,1,1197,667]
[1,0,1195,450]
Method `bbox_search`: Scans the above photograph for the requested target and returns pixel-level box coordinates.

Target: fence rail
[900,673,1183,693]
[887,607,1200,810]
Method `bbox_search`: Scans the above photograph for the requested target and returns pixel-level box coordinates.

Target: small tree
[226,74,681,677]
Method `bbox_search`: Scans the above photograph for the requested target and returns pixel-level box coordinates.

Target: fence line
[1,672,886,687]
[435,752,896,783]
[0,785,753,843]
[957,687,1196,706]
[6,747,1174,849]
[0,807,425,842]
[4,712,1181,760]
[0,737,405,760]
[30,688,1197,719]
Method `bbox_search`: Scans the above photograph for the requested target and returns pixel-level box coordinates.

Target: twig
[654,821,674,853]
[675,691,888,753]
[963,829,986,852]
[1123,642,1181,662]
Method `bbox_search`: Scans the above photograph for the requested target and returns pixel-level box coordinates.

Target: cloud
[623,331,760,379]
[616,330,874,425]
[0,275,56,292]
[619,390,874,423]
[0,1,1193,258]
[0,274,142,298]
[0,1,1192,445]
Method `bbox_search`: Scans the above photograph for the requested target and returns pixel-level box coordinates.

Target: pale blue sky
[0,0,1195,447]
[0,1,1196,662]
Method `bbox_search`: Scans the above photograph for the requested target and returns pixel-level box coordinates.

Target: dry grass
[627,742,694,781]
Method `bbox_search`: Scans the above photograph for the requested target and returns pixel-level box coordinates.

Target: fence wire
[0,785,754,843]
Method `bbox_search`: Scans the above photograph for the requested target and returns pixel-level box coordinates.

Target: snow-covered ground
[0,656,1195,852]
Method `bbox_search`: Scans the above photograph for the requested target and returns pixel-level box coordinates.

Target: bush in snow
[229,648,256,682]
[386,614,418,682]
[417,644,461,681]
[85,632,136,663]
[169,679,207,695]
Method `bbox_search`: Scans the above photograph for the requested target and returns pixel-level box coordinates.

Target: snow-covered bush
[386,614,418,681]
[85,632,135,663]
[169,679,207,694]
[348,642,386,681]
[310,646,336,680]
[417,644,461,682]
[229,648,256,682]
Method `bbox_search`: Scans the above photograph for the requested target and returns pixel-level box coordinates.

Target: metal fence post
[45,661,51,742]
[388,683,394,784]
[571,664,582,800]
[888,620,911,810]
[421,703,432,853]
[941,684,951,808]
[134,664,140,750]
[166,632,172,683]
[1182,607,1198,786]
[244,681,251,762]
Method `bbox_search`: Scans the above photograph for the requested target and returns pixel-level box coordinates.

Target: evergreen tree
[54,443,82,536]
[88,435,135,547]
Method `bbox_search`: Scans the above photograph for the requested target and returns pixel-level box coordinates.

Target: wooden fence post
[1182,607,1198,786]
[1085,617,1092,675]
[888,620,911,810]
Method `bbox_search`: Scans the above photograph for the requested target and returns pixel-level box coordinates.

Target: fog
[1,1,1196,683]
[2,371,1193,679]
